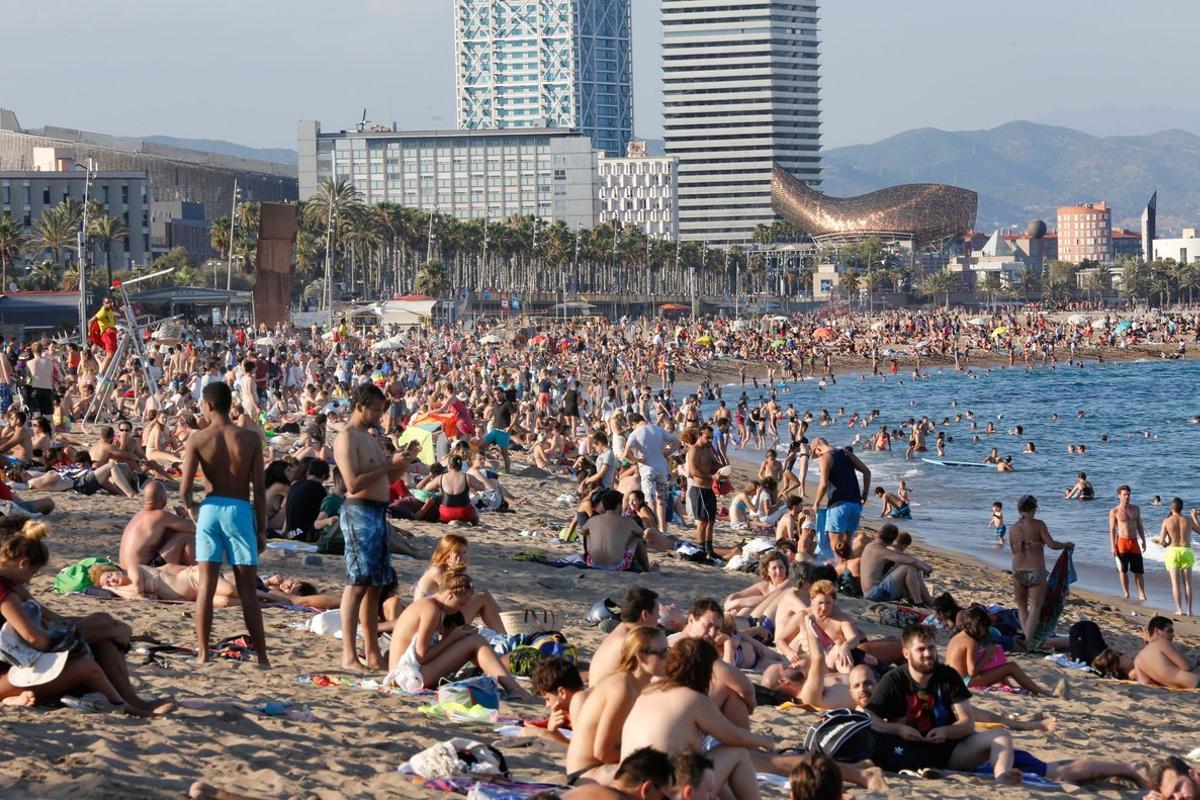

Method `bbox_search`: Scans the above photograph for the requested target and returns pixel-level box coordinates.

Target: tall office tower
[662,0,822,245]
[454,0,633,157]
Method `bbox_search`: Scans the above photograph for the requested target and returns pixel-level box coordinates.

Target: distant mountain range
[820,121,1200,233]
[142,135,297,167]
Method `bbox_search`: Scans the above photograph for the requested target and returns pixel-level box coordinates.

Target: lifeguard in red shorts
[89,295,119,378]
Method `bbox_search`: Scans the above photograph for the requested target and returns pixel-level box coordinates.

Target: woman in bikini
[946,606,1047,694]
[1008,494,1074,644]
[411,533,507,633]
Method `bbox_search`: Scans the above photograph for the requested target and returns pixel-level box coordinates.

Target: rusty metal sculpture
[771,164,977,249]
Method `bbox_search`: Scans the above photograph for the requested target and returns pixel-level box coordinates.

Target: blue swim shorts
[340,498,396,587]
[196,496,258,567]
[825,501,862,534]
[484,428,511,449]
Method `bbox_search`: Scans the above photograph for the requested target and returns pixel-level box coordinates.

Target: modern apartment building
[1153,228,1200,265]
[597,140,678,238]
[298,120,599,229]
[453,0,633,157]
[1056,202,1113,263]
[662,0,822,245]
[1,148,150,273]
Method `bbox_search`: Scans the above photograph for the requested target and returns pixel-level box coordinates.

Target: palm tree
[1013,265,1039,302]
[1081,268,1109,304]
[838,269,860,306]
[88,214,129,289]
[414,259,450,298]
[304,178,363,304]
[28,259,60,291]
[0,216,26,292]
[1170,259,1200,304]
[210,217,232,261]
[975,271,1002,310]
[919,268,958,309]
[861,267,887,310]
[29,206,76,265]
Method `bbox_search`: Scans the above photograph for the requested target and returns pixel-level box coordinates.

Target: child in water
[989,501,1007,544]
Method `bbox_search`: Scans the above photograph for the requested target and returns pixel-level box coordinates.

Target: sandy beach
[3,455,1195,799]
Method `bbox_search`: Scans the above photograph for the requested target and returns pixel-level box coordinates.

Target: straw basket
[500,608,557,636]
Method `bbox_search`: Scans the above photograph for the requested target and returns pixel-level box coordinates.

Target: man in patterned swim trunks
[334,382,408,673]
[179,381,269,666]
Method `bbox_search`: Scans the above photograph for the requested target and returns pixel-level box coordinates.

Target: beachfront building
[597,140,678,238]
[1152,228,1200,265]
[947,230,1025,288]
[0,108,297,220]
[297,120,599,229]
[453,0,633,158]
[662,0,822,246]
[1,148,150,274]
[1056,202,1113,263]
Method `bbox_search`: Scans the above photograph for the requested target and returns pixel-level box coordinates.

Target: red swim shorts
[101,328,118,355]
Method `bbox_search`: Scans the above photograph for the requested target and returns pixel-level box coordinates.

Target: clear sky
[6,0,1198,151]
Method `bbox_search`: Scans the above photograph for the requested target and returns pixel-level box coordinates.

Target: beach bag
[438,675,499,709]
[54,557,118,594]
[525,631,577,663]
[837,569,863,599]
[316,525,344,556]
[802,709,875,763]
[869,604,924,629]
[408,737,508,779]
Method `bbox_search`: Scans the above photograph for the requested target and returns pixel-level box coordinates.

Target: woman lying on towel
[91,563,339,609]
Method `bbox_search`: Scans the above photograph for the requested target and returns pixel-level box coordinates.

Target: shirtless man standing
[1157,498,1200,616]
[334,382,408,672]
[1134,616,1200,689]
[119,481,196,571]
[685,425,719,557]
[179,381,269,666]
[1109,484,1147,601]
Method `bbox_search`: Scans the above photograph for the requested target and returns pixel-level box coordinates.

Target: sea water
[704,358,1200,611]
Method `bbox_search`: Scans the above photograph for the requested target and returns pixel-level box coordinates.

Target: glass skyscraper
[663,0,822,245]
[454,0,633,157]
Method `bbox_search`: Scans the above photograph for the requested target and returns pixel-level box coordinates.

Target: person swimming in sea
[1064,472,1095,500]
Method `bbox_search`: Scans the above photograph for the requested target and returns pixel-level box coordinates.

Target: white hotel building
[597,140,678,238]
[662,0,823,245]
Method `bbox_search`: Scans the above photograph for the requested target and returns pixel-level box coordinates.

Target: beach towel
[295,672,427,696]
[1029,550,1076,650]
[1044,653,1093,672]
[53,557,118,594]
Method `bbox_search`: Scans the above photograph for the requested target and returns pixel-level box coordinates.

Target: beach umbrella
[813,327,834,339]
[967,317,986,327]
[478,334,503,345]
[1066,313,1088,326]
[397,422,447,466]
[695,335,714,345]
[1029,550,1077,649]
[770,339,785,348]
[531,334,548,345]
[869,320,887,330]
[1114,321,1132,334]
[370,335,407,352]
[990,326,1008,338]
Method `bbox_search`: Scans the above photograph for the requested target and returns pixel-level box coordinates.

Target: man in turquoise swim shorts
[180,381,270,666]
[811,438,870,562]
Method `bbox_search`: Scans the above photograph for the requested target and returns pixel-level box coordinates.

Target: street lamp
[224,180,241,323]
[73,162,95,345]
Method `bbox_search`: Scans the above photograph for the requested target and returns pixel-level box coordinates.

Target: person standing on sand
[334,382,407,673]
[686,425,719,558]
[1008,495,1073,645]
[1157,498,1200,617]
[1109,484,1147,601]
[809,438,869,562]
[179,382,269,666]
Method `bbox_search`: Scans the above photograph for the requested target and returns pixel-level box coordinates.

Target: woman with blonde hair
[565,625,668,786]
[412,533,506,633]
[0,522,169,714]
